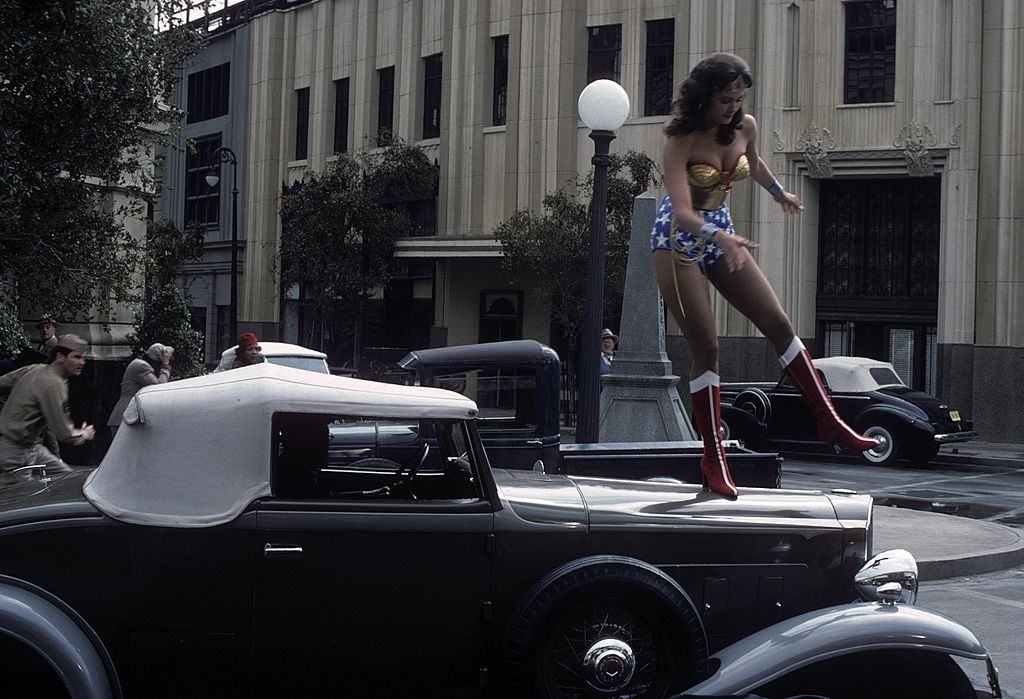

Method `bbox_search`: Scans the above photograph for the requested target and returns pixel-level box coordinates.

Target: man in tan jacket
[0,334,95,474]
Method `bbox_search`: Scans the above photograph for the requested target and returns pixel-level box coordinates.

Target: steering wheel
[393,442,430,483]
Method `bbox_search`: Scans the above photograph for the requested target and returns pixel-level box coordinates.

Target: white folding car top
[812,356,906,393]
[84,363,477,528]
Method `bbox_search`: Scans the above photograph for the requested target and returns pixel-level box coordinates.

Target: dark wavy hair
[664,53,753,145]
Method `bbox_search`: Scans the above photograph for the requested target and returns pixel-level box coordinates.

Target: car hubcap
[583,638,636,692]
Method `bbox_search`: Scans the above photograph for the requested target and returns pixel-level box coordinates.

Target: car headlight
[854,548,918,605]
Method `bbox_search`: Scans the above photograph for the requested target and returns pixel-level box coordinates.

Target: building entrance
[816,177,940,392]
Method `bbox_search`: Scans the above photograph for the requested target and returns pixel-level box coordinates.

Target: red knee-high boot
[690,371,738,499]
[780,338,880,454]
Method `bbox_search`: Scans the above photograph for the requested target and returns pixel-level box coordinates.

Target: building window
[333,78,349,154]
[184,134,221,229]
[492,35,509,126]
[186,62,230,124]
[479,291,523,344]
[295,87,310,160]
[377,66,395,147]
[843,0,897,104]
[422,54,442,139]
[587,24,622,83]
[644,19,674,116]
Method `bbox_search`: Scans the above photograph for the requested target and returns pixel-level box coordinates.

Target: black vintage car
[717,356,977,465]
[0,363,1000,698]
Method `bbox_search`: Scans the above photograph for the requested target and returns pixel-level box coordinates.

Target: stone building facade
[163,0,1023,441]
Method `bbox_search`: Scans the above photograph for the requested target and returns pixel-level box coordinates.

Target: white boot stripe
[689,370,720,393]
[778,336,805,368]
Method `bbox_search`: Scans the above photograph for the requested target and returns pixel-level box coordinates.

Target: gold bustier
[687,155,750,210]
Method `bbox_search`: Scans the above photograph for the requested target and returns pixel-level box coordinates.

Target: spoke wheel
[541,598,674,698]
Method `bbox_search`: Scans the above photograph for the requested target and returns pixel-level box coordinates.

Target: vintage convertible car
[0,364,1000,698]
[717,356,978,465]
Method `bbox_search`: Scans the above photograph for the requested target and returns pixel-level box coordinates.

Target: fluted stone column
[599,195,698,442]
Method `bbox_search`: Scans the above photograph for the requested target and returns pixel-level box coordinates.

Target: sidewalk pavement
[874,506,1024,581]
[870,441,1024,580]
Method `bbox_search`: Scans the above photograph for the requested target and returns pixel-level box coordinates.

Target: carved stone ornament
[950,124,961,147]
[772,129,785,152]
[796,124,836,178]
[894,120,939,177]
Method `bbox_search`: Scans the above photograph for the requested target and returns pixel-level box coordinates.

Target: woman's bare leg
[705,248,795,353]
[653,250,738,498]
[706,248,878,452]
[652,250,718,379]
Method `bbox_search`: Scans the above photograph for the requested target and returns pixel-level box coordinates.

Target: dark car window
[779,368,829,389]
[434,369,537,430]
[868,366,904,387]
[272,413,482,502]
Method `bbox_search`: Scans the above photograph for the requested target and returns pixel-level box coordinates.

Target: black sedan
[718,356,977,465]
[0,363,998,698]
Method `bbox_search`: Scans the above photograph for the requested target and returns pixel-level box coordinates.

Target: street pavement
[781,443,1024,698]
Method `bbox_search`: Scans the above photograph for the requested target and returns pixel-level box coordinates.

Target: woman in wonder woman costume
[651,53,878,499]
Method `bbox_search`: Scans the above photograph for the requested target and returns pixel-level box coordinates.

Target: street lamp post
[205,147,239,343]
[576,80,630,444]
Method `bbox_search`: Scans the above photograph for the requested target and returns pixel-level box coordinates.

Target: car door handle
[264,543,303,558]
[526,439,543,446]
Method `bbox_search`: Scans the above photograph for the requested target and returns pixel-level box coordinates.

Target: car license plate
[949,410,961,421]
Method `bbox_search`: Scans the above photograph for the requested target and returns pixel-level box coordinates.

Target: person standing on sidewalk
[107,343,173,437]
[650,53,877,499]
[34,314,59,354]
[599,329,618,378]
[0,334,95,475]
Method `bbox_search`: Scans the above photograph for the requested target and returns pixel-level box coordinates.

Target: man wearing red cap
[228,332,265,370]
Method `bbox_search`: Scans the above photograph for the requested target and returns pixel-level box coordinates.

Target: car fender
[854,405,933,435]
[719,404,767,438]
[684,602,987,696]
[0,579,116,699]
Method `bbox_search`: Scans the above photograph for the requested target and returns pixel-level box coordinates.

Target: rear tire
[754,649,976,699]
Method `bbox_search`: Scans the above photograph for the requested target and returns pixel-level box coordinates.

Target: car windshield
[869,366,905,387]
[267,356,329,374]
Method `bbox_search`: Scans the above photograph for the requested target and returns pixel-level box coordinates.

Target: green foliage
[127,285,206,379]
[494,150,660,358]
[145,218,205,287]
[278,140,436,350]
[125,218,206,378]
[0,0,203,352]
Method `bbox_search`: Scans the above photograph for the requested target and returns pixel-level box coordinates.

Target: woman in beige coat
[107,343,173,436]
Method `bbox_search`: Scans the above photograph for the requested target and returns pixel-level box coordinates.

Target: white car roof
[219,341,328,360]
[85,363,478,528]
[812,356,905,393]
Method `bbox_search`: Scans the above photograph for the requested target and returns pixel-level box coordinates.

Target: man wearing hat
[35,314,58,354]
[600,329,618,377]
[229,332,265,370]
[0,334,95,474]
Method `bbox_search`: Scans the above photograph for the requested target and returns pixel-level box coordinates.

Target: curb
[933,453,1024,469]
